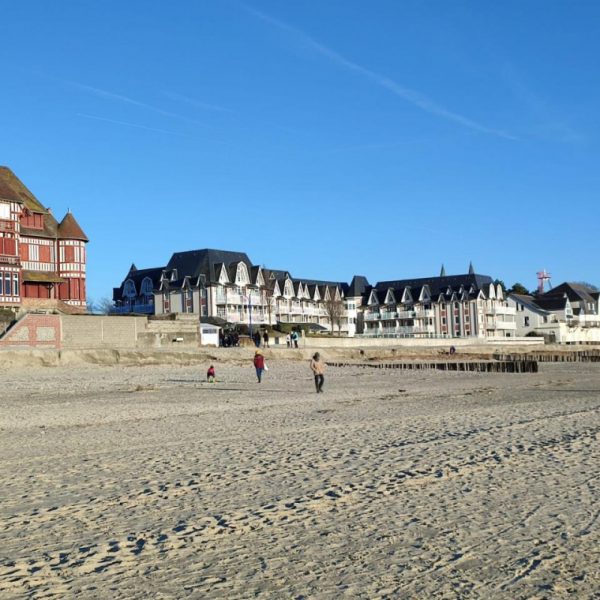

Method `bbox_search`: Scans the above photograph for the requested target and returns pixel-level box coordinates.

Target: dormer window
[123,280,136,298]
[20,210,44,230]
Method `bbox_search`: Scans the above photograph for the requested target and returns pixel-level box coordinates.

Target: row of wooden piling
[326,360,539,373]
[493,350,600,363]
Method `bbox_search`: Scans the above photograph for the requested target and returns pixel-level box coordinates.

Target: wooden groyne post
[326,360,538,373]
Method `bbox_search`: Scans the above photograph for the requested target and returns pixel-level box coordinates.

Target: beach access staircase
[139,315,200,347]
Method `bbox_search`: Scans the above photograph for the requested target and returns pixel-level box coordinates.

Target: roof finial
[440,264,446,277]
[468,261,475,275]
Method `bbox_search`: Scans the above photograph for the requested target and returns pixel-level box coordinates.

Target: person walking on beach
[310,352,325,393]
[253,330,261,348]
[292,330,299,349]
[286,333,291,348]
[254,350,266,383]
[263,330,269,348]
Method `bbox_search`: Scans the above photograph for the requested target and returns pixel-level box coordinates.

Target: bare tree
[261,268,280,327]
[262,280,277,326]
[95,297,114,315]
[323,288,344,334]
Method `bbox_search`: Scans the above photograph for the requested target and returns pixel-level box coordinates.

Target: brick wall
[0,313,61,348]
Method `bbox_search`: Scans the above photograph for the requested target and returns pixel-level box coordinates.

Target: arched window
[123,279,136,298]
[141,277,153,299]
[235,263,249,285]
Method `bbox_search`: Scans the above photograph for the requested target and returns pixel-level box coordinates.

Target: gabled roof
[508,293,551,315]
[0,167,46,211]
[250,265,263,286]
[113,266,164,300]
[57,211,89,241]
[166,249,253,283]
[542,282,598,306]
[0,167,82,240]
[384,288,396,304]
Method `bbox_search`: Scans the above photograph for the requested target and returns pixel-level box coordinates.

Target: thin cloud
[68,80,206,126]
[163,91,233,113]
[244,6,516,141]
[77,113,187,136]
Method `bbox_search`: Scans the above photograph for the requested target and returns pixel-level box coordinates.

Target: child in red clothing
[206,365,216,383]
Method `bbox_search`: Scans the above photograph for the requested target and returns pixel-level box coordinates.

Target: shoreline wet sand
[1,360,599,598]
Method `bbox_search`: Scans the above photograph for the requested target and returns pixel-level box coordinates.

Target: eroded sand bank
[0,359,598,598]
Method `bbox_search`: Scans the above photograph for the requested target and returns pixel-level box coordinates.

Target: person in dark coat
[253,330,261,348]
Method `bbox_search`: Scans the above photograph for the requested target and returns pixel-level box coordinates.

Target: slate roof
[264,269,290,281]
[534,296,569,312]
[113,266,164,300]
[294,278,343,290]
[345,275,370,297]
[165,249,253,283]
[542,282,598,306]
[365,273,495,305]
[374,273,493,296]
[508,293,551,315]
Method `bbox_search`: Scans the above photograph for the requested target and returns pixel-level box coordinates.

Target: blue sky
[1,0,598,301]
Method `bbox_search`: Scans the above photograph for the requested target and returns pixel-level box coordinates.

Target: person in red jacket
[253,350,266,383]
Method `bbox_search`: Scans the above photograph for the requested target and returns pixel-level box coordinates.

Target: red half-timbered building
[0,167,88,313]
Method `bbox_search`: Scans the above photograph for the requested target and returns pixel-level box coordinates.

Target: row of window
[0,272,20,297]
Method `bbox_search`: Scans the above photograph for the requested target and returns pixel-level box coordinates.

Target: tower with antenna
[536,270,552,294]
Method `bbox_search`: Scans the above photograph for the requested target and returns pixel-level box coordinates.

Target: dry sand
[0,357,598,599]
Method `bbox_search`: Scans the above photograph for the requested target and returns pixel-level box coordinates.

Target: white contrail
[245,5,516,140]
[77,113,187,136]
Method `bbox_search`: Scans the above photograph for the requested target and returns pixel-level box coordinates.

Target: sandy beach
[0,357,598,599]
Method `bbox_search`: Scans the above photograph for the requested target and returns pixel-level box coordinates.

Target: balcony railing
[412,325,436,334]
[496,320,517,330]
[112,303,154,314]
[493,306,516,316]
[364,312,380,321]
[0,254,20,265]
[380,311,397,320]
[396,310,416,319]
[0,220,16,232]
[358,332,449,339]
[414,309,434,318]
